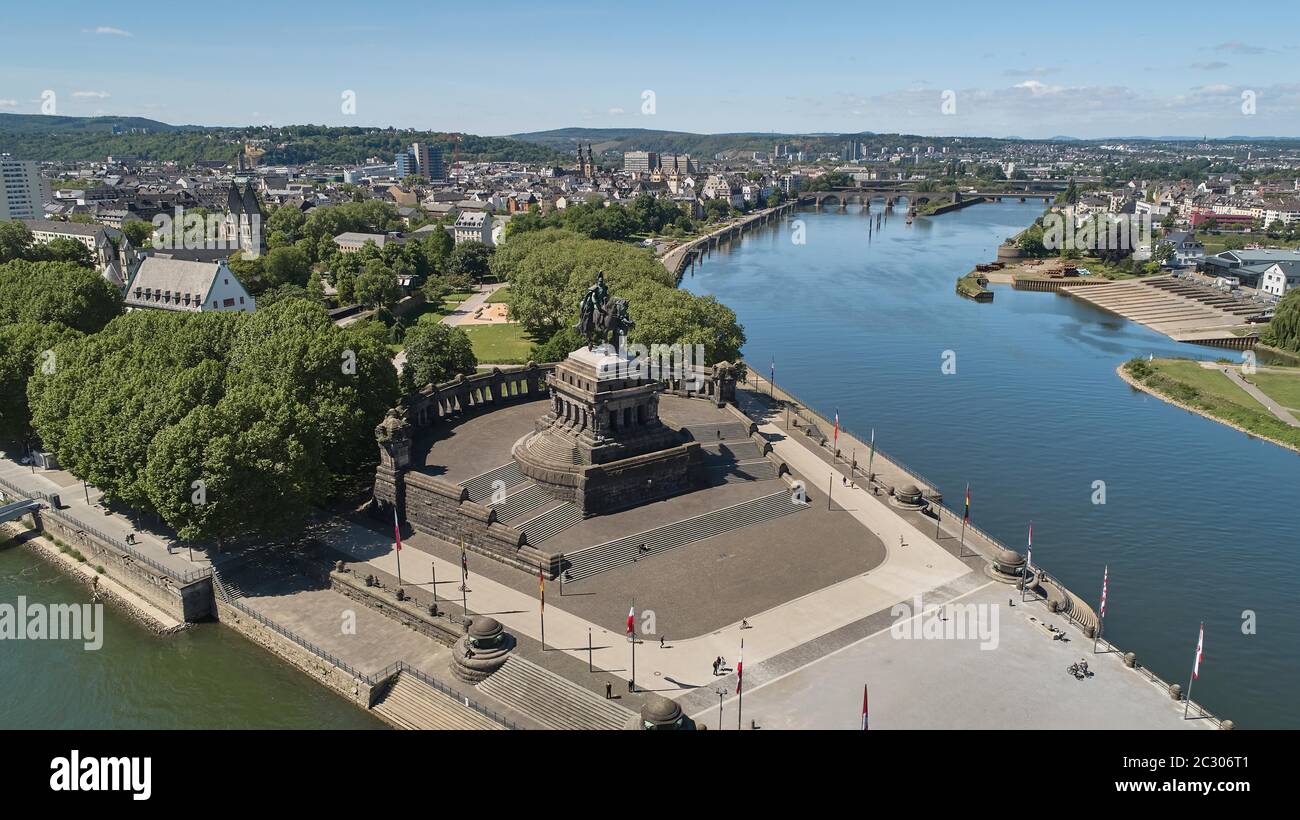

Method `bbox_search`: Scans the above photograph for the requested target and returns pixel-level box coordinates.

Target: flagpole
[737,637,744,730]
[539,567,546,651]
[431,560,437,603]
[1184,623,1202,719]
[1094,565,1108,654]
[1021,522,1032,603]
[866,429,875,484]
[460,537,469,617]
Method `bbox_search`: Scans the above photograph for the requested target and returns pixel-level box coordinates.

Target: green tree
[1262,289,1300,352]
[0,260,122,332]
[403,320,477,387]
[0,322,82,443]
[448,241,494,282]
[354,260,400,308]
[260,245,312,288]
[0,221,34,263]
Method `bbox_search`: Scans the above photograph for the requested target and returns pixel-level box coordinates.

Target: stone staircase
[708,459,779,484]
[372,671,506,730]
[681,421,750,442]
[524,432,583,465]
[475,656,633,730]
[518,501,583,543]
[463,461,527,503]
[562,489,808,581]
[490,482,556,521]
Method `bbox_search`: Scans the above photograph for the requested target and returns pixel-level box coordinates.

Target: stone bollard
[1169,683,1182,702]
[335,560,346,573]
[396,587,406,602]
[1123,652,1137,668]
[1220,720,1234,730]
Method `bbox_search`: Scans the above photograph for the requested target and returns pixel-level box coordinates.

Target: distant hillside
[0,113,192,135]
[509,127,1031,160]
[0,114,567,166]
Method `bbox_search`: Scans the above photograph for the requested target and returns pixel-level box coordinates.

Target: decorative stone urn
[988,547,1026,583]
[623,693,698,730]
[890,483,926,511]
[450,616,514,683]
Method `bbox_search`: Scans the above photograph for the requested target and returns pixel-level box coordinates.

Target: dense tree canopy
[402,318,478,388]
[26,298,397,541]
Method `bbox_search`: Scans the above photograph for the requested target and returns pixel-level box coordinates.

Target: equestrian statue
[575,272,635,351]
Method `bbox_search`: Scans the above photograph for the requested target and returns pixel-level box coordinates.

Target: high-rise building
[659,154,697,175]
[410,142,445,181]
[0,154,46,220]
[395,150,416,178]
[622,151,659,174]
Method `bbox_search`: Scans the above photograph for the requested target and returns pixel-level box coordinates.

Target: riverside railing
[0,473,209,584]
[370,661,519,730]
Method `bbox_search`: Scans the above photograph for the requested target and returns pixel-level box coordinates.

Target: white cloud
[1013,80,1064,96]
[83,26,132,36]
[607,107,626,115]
[73,91,111,98]
[0,99,18,108]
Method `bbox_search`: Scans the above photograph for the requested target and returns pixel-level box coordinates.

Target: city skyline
[4,0,1300,139]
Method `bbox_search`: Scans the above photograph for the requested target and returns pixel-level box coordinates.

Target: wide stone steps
[682,421,750,442]
[490,482,555,521]
[475,656,632,730]
[525,432,583,465]
[463,461,527,503]
[700,440,763,461]
[563,489,807,581]
[708,459,779,484]
[372,672,505,731]
[518,502,583,543]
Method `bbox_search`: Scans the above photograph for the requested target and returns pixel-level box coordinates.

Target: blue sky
[3,0,1299,138]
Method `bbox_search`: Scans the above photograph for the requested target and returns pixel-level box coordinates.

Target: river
[682,200,1300,729]
[0,543,385,729]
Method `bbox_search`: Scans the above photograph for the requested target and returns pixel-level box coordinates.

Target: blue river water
[683,200,1300,729]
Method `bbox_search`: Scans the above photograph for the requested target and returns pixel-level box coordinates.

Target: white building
[1260,261,1300,298]
[452,211,492,245]
[0,154,46,220]
[124,257,255,314]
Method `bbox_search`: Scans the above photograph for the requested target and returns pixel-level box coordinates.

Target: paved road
[0,456,207,579]
[1220,366,1300,427]
[441,283,505,327]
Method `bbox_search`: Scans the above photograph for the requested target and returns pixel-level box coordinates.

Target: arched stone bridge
[799,188,1056,210]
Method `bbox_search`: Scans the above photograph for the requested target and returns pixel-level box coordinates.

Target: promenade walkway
[0,455,207,580]
[1210,363,1300,427]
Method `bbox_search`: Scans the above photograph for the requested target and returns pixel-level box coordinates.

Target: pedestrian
[605,682,612,699]
[659,635,665,648]
[712,657,720,676]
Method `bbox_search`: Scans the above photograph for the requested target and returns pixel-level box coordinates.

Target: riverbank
[1117,359,1300,455]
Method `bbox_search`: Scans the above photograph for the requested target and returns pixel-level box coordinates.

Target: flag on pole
[833,409,840,449]
[867,428,875,474]
[861,684,869,730]
[538,565,545,612]
[460,538,468,579]
[963,484,971,524]
[1099,565,1109,617]
[1026,522,1032,569]
[393,507,402,552]
[1193,622,1204,680]
[736,639,744,693]
[626,605,635,638]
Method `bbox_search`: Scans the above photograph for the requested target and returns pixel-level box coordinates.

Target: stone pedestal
[515,345,702,516]
[451,616,514,684]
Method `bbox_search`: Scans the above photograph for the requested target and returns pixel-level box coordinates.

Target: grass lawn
[485,286,511,304]
[462,323,538,365]
[1249,369,1300,412]
[1124,357,1300,450]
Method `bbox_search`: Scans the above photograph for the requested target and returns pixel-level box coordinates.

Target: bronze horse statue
[576,296,634,351]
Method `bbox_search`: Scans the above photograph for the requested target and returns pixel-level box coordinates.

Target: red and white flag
[1193,623,1205,680]
[736,639,744,693]
[626,605,635,638]
[860,684,869,731]
[393,507,402,552]
[833,409,840,449]
[1099,565,1109,618]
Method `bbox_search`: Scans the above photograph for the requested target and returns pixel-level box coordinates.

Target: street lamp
[715,688,728,731]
